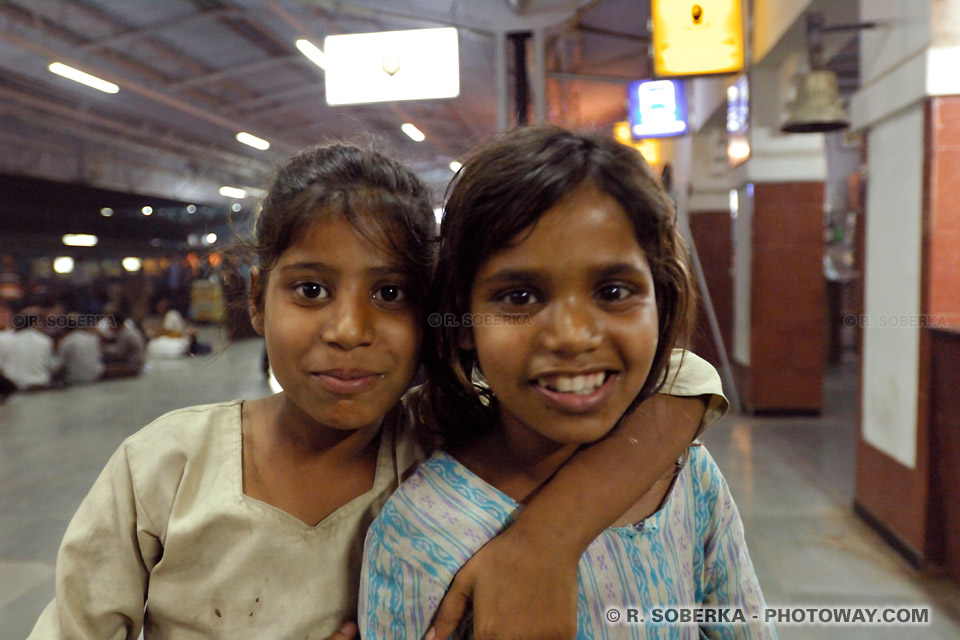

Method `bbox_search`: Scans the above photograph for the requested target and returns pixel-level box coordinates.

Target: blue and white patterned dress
[360,444,776,639]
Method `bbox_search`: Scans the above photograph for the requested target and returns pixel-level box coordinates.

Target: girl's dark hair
[424,125,696,446]
[247,142,436,315]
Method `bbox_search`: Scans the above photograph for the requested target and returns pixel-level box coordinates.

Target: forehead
[483,186,645,271]
[278,214,401,269]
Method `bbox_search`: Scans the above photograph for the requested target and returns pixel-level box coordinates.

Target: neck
[453,410,580,504]
[258,393,384,462]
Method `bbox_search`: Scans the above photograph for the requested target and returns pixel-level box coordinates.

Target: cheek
[473,325,529,374]
[379,315,422,368]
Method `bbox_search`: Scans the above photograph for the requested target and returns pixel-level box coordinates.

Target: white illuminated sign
[628,80,688,138]
[324,27,460,105]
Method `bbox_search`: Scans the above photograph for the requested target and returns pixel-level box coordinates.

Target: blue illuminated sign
[627,79,688,139]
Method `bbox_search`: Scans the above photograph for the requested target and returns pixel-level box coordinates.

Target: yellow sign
[613,122,660,166]
[652,0,743,77]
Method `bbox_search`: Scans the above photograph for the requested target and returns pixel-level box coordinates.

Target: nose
[320,290,374,350]
[539,295,602,357]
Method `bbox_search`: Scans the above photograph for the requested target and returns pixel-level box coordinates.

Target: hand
[325,621,358,640]
[428,524,579,640]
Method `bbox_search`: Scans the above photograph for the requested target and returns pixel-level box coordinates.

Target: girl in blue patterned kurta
[360,126,776,639]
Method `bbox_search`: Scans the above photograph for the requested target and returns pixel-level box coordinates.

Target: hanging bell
[781,70,850,133]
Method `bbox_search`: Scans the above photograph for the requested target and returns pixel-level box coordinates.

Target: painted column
[851,0,960,572]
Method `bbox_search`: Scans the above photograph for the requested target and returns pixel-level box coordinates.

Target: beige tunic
[29,349,725,639]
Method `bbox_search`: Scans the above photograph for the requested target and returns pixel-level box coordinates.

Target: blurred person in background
[1,306,55,391]
[57,320,104,385]
[0,301,16,399]
[100,305,146,378]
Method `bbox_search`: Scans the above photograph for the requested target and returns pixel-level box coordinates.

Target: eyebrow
[592,262,651,280]
[278,262,410,278]
[478,262,650,287]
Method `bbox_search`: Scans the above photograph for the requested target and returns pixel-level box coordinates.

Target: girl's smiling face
[465,183,659,448]
[252,214,422,432]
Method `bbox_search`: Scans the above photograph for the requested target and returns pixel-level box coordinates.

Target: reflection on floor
[1,337,958,639]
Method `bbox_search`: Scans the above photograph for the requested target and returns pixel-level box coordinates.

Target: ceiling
[0,0,655,247]
[0,0,863,252]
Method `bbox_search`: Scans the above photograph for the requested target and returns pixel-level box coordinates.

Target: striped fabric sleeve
[692,447,777,639]
[360,512,448,640]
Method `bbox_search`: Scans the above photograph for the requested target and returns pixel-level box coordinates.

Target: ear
[248,267,266,336]
[457,325,475,350]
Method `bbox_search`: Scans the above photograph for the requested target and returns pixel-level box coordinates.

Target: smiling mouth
[534,371,614,395]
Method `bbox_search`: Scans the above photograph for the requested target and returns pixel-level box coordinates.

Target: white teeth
[537,372,607,395]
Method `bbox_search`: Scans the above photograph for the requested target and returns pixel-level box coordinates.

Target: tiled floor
[1,337,958,639]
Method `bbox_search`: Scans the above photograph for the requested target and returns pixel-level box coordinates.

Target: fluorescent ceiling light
[231,203,241,212]
[324,27,459,105]
[236,132,270,150]
[449,161,462,172]
[53,257,75,274]
[205,233,218,244]
[48,62,119,94]
[243,186,268,199]
[296,39,326,70]
[401,123,425,142]
[186,204,197,214]
[62,234,98,247]
[219,186,247,199]
[141,206,153,216]
[122,257,142,272]
[100,207,114,217]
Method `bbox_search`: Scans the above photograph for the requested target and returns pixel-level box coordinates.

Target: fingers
[325,621,358,640]
[427,575,471,640]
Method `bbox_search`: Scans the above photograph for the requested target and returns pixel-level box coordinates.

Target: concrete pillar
[850,0,960,576]
[728,64,828,413]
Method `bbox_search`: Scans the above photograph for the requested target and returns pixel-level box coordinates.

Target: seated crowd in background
[0,301,148,400]
[0,251,248,401]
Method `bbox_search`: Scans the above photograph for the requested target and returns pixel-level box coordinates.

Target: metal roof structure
[0,0,861,249]
[0,0,655,241]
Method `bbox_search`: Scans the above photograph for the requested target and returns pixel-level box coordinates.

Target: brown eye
[296,282,328,299]
[374,285,406,303]
[598,284,632,302]
[502,289,538,306]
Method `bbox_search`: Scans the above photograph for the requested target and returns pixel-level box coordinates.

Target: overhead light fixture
[244,186,268,199]
[48,62,119,94]
[142,206,153,216]
[449,161,462,172]
[62,234,98,247]
[296,39,326,70]
[236,132,270,150]
[782,13,878,134]
[231,203,242,212]
[186,204,197,214]
[401,123,425,142]
[206,233,218,244]
[219,186,247,199]
[53,257,75,274]
[122,257,142,272]
[324,27,460,105]
[100,207,114,217]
